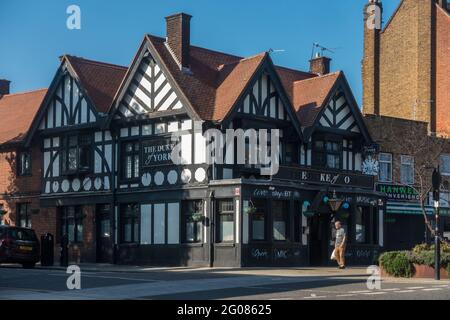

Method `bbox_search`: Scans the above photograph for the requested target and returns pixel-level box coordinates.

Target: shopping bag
[330,249,336,260]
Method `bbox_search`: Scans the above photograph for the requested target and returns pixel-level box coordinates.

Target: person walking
[334,221,346,269]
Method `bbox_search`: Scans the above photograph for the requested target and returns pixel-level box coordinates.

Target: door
[309,213,330,266]
[96,204,113,263]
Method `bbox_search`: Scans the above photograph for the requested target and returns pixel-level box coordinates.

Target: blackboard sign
[142,139,176,167]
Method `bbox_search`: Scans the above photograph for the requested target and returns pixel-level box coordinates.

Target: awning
[386,201,450,216]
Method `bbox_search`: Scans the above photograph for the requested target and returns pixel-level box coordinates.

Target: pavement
[1,263,450,300]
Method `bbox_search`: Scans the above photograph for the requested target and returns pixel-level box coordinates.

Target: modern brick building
[362,0,450,250]
[362,0,449,136]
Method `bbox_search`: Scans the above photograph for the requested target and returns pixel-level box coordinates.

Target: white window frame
[378,152,393,182]
[440,154,450,176]
[400,155,414,185]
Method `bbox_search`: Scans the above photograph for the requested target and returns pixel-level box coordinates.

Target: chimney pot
[165,13,192,69]
[0,79,11,96]
[309,56,331,76]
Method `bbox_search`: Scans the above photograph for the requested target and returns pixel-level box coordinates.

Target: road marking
[406,287,425,290]
[349,290,371,294]
[382,288,400,291]
[423,288,443,291]
[396,290,415,293]
[336,294,356,297]
[304,295,326,299]
[432,285,450,288]
[363,291,387,295]
[269,298,293,300]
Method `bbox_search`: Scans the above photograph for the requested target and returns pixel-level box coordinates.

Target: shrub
[412,242,450,255]
[447,264,450,278]
[411,250,450,268]
[379,251,414,278]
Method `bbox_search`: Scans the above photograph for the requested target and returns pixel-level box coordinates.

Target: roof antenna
[310,43,335,59]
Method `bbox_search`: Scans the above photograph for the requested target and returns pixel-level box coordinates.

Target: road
[1,265,450,300]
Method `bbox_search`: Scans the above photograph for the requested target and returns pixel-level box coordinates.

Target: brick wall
[435,6,450,136]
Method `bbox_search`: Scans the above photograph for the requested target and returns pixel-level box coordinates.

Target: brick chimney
[309,53,331,76]
[0,79,11,97]
[165,13,192,70]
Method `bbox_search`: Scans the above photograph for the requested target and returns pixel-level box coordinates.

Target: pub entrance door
[96,204,113,263]
[309,213,331,266]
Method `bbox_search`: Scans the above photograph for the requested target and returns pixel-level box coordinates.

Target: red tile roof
[0,89,47,145]
[64,55,128,113]
[293,72,341,127]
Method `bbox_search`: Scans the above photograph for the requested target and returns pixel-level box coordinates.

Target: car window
[8,228,37,241]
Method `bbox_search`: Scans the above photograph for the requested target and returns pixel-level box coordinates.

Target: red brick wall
[435,6,450,136]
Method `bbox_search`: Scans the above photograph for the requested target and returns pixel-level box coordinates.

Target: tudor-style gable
[38,72,97,130]
[318,90,360,133]
[116,52,185,119]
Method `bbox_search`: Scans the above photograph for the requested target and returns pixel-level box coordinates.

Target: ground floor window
[250,199,267,241]
[120,204,140,243]
[17,203,31,228]
[354,206,371,244]
[60,206,83,243]
[182,200,203,243]
[273,201,289,241]
[217,199,234,242]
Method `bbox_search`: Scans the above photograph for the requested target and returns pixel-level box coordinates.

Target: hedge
[379,251,414,278]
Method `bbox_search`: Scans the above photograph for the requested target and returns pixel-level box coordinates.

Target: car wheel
[22,263,36,269]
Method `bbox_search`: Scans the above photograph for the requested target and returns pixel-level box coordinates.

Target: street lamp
[432,167,442,281]
[328,190,344,213]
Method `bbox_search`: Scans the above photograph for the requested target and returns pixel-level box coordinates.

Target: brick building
[362,0,450,250]
[362,0,449,136]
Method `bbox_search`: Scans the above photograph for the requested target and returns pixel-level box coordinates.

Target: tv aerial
[310,43,338,59]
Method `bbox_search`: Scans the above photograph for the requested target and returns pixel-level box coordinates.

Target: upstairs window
[378,153,393,182]
[314,139,342,169]
[400,155,414,185]
[17,151,31,176]
[61,134,92,175]
[121,141,140,180]
[440,154,450,176]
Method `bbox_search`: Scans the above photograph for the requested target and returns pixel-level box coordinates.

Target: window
[182,200,203,243]
[378,153,393,182]
[61,134,92,174]
[17,203,31,228]
[60,206,83,243]
[273,201,289,241]
[354,206,371,244]
[17,152,31,176]
[217,200,234,242]
[400,155,414,185]
[249,199,266,241]
[440,154,450,176]
[314,139,342,169]
[120,204,140,243]
[122,141,140,180]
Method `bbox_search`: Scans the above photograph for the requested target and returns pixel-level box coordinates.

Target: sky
[0,0,400,104]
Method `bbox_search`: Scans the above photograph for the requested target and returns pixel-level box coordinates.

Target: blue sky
[0,0,400,104]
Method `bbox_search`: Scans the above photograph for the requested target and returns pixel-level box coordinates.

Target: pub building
[23,13,386,266]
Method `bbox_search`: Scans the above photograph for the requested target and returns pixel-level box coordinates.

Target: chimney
[0,79,10,96]
[165,13,192,70]
[309,53,331,76]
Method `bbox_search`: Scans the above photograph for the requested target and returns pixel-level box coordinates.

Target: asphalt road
[1,265,450,300]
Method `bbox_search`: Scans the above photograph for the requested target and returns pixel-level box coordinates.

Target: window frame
[60,133,93,175]
[400,155,415,185]
[120,140,140,182]
[60,206,84,244]
[249,199,268,242]
[216,199,235,243]
[312,135,343,170]
[119,203,140,244]
[378,152,393,182]
[440,154,450,176]
[17,151,32,176]
[17,203,31,228]
[181,200,204,244]
[272,200,289,242]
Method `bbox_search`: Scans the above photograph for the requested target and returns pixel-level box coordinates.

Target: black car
[0,226,40,268]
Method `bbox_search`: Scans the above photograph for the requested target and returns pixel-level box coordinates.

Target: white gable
[238,73,291,122]
[39,73,97,130]
[318,91,360,133]
[116,53,184,119]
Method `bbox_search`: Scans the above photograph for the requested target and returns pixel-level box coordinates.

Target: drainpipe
[111,129,117,264]
[209,190,215,268]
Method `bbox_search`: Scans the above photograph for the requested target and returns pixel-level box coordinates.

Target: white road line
[382,288,400,291]
[336,294,357,297]
[363,291,387,295]
[396,290,415,293]
[349,290,372,294]
[432,285,450,288]
[423,288,443,291]
[304,295,327,299]
[269,298,293,300]
[406,287,425,290]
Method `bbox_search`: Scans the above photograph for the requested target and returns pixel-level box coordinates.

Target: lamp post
[432,167,442,281]
[328,190,344,213]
